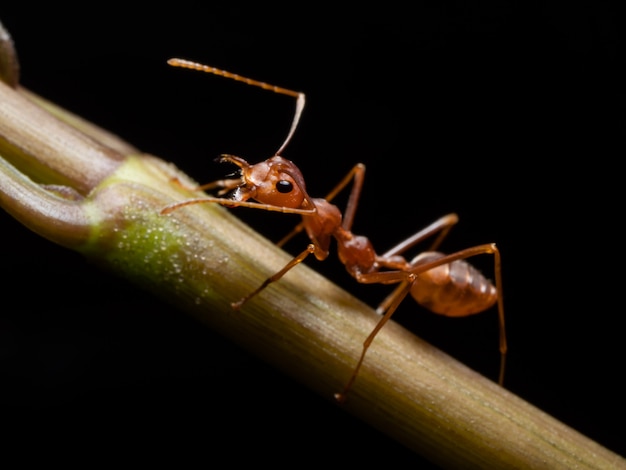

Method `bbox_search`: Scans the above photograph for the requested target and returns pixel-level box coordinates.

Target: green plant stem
[0,65,624,470]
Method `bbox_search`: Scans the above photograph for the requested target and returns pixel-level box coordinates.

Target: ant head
[220,155,312,210]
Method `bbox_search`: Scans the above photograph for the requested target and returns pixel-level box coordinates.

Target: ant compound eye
[276,180,293,193]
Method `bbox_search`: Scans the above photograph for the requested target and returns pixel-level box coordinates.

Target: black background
[1,3,624,467]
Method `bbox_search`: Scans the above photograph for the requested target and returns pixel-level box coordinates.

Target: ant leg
[161,196,316,216]
[337,239,505,402]
[335,274,416,403]
[331,163,366,232]
[381,243,506,386]
[417,244,504,385]
[382,213,460,258]
[232,244,317,309]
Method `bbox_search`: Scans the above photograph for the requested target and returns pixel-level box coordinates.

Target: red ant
[161,58,506,403]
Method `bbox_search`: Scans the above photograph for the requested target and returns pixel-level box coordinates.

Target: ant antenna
[167,58,305,156]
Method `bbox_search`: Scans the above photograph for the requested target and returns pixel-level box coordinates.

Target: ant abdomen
[409,251,498,317]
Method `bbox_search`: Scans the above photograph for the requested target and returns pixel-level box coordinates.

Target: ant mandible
[161,58,507,403]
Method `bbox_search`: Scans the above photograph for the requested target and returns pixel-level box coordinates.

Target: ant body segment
[161,58,506,402]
